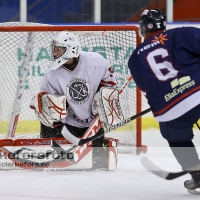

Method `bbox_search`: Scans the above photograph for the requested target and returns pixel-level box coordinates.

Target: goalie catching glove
[92,87,124,126]
[30,92,67,128]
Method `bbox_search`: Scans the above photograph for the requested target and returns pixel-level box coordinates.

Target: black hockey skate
[184,171,200,195]
[92,145,108,170]
[92,139,109,170]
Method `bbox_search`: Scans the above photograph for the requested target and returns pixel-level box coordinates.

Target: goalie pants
[40,123,109,169]
[40,123,106,145]
[159,104,200,171]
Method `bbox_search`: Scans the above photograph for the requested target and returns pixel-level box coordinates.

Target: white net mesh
[0,22,141,151]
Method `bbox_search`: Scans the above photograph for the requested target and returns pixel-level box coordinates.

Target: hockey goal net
[0,22,143,153]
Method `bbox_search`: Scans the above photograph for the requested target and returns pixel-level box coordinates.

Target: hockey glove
[30,92,67,128]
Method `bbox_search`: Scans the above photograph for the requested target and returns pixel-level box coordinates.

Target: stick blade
[141,156,169,179]
[141,156,188,180]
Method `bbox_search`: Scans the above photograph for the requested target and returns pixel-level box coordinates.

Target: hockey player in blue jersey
[128,8,200,194]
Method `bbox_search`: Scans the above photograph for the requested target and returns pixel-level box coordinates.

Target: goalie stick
[61,75,133,162]
[50,106,151,164]
[62,75,150,145]
[51,140,76,163]
[59,107,151,163]
[61,76,151,162]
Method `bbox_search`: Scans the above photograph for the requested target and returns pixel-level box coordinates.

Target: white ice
[0,129,200,200]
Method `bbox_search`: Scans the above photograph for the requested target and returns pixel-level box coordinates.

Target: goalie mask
[139,8,166,37]
[51,31,81,70]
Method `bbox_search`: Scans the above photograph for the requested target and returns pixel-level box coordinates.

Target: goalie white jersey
[40,51,117,127]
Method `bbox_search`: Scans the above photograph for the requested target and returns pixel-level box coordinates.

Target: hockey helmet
[139,8,166,37]
[51,31,81,70]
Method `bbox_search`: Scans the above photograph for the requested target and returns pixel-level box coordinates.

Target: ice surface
[0,129,200,200]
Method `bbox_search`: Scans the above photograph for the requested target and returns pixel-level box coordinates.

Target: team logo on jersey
[164,76,195,102]
[137,33,168,55]
[148,23,153,29]
[66,78,91,104]
[151,33,168,45]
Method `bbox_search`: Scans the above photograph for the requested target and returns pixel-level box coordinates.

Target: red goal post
[0,23,143,153]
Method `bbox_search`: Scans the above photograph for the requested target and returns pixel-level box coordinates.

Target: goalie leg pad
[92,87,124,126]
[107,138,118,171]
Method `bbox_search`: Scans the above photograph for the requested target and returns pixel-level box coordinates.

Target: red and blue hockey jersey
[128,27,200,122]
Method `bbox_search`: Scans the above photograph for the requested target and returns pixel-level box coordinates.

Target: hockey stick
[62,73,151,147]
[141,156,200,194]
[61,76,151,162]
[51,108,151,163]
[60,75,133,161]
[51,140,76,162]
[141,156,190,180]
[77,107,151,146]
[62,107,151,146]
[62,108,151,162]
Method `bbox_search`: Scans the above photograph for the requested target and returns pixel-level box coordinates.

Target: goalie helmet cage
[0,22,145,154]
